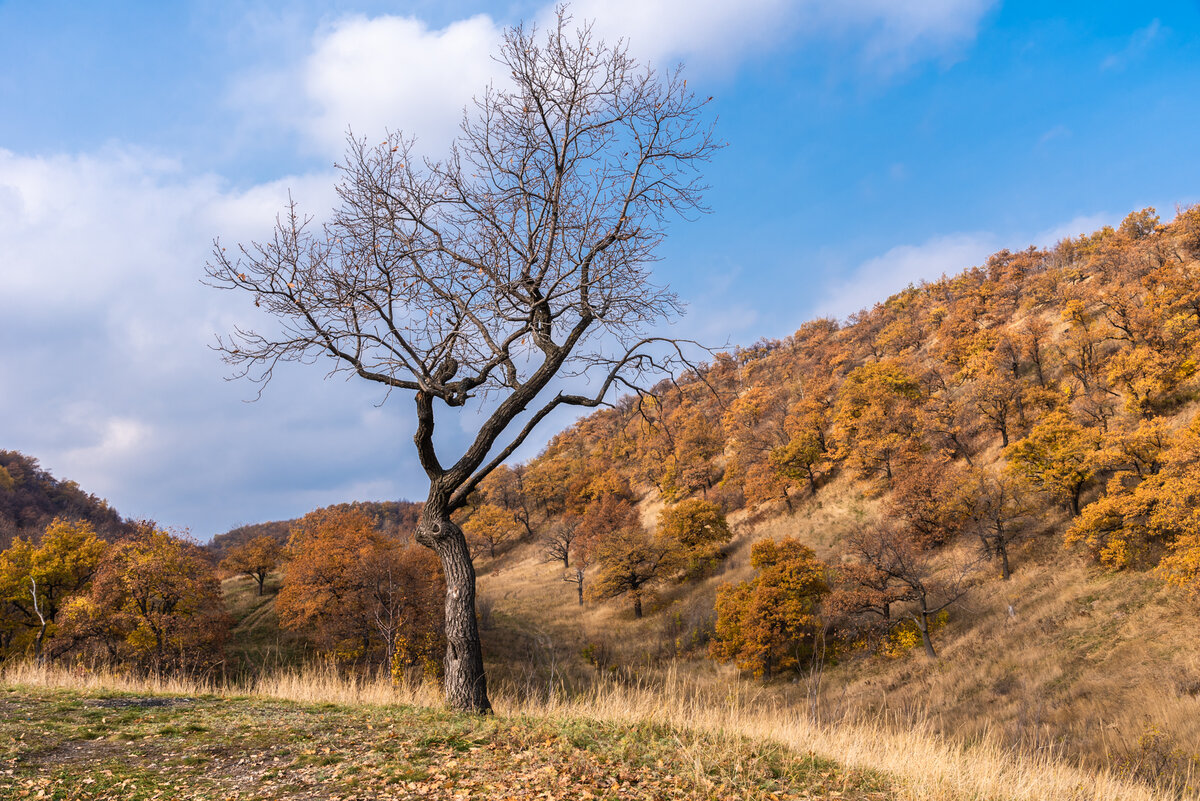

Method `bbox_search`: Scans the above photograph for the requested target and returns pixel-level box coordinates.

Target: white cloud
[554,0,995,70]
[304,13,502,154]
[1033,213,1113,248]
[814,232,999,320]
[232,13,504,158]
[555,0,794,66]
[0,148,421,536]
[818,0,997,69]
[231,0,996,159]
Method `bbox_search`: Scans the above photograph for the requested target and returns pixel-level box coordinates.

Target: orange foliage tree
[656,498,732,579]
[1005,409,1099,515]
[276,507,444,669]
[710,538,829,678]
[59,525,229,672]
[461,503,521,559]
[219,534,281,596]
[588,496,677,618]
[1068,414,1200,570]
[833,360,924,482]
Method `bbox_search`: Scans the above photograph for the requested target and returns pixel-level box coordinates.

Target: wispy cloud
[1038,124,1072,147]
[1101,19,1163,72]
[1032,212,1113,247]
[814,232,1000,321]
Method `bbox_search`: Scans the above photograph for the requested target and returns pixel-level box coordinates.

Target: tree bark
[632,593,643,619]
[418,504,492,714]
[918,612,937,659]
[33,622,47,664]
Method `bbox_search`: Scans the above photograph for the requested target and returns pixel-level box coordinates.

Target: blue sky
[2,0,1198,538]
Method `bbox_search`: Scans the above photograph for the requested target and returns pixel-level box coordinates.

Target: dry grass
[2,660,1184,801]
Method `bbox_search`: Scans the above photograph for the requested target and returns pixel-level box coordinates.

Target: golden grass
[2,660,1181,801]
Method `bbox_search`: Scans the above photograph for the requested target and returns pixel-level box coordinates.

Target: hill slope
[0,451,135,549]
[207,206,1200,793]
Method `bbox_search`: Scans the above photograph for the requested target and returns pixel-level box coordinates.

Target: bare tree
[967,472,1034,580]
[845,525,977,659]
[205,13,717,712]
[541,513,581,569]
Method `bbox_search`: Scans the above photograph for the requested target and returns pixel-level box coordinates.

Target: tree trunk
[34,622,47,664]
[998,542,1012,580]
[256,573,266,596]
[918,612,937,659]
[632,593,643,619]
[418,505,492,714]
[576,573,584,606]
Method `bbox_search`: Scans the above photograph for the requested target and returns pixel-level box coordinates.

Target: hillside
[0,451,135,549]
[462,205,1200,789]
[207,500,422,561]
[201,206,1200,795]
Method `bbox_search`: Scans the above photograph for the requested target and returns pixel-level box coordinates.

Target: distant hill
[206,499,423,560]
[0,450,136,549]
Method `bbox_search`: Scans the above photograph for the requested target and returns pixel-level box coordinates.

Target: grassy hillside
[473,489,1200,790]
[194,206,1200,796]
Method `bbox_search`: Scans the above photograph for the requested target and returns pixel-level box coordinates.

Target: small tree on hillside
[591,527,680,618]
[206,12,717,712]
[710,538,828,678]
[478,466,535,539]
[844,525,976,659]
[886,454,973,549]
[461,503,520,559]
[220,534,281,596]
[656,498,731,579]
[587,495,674,618]
[966,471,1035,580]
[541,512,582,570]
[1005,409,1099,515]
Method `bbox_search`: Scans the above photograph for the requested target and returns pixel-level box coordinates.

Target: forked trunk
[418,504,492,714]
